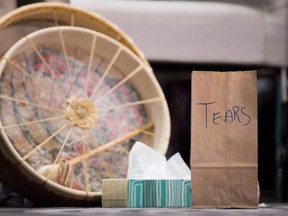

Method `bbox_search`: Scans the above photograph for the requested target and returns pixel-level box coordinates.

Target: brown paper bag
[191,71,258,208]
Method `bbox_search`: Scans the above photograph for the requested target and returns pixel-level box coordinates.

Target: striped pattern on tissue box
[102,179,191,208]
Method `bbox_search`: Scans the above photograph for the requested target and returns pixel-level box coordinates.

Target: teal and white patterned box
[129,179,191,207]
[102,179,191,208]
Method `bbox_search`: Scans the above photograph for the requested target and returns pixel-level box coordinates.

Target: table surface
[0,204,287,216]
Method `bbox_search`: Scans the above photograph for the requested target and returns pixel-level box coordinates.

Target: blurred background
[0,0,287,205]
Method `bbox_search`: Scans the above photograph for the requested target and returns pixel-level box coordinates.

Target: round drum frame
[0,26,170,206]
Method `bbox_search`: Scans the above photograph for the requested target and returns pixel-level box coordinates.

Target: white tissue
[166,153,191,179]
[127,141,191,179]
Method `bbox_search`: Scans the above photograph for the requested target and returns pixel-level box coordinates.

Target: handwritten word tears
[197,101,251,129]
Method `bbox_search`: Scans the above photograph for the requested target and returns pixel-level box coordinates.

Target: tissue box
[102,179,191,208]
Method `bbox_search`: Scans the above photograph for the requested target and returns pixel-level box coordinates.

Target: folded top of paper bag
[127,141,191,179]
